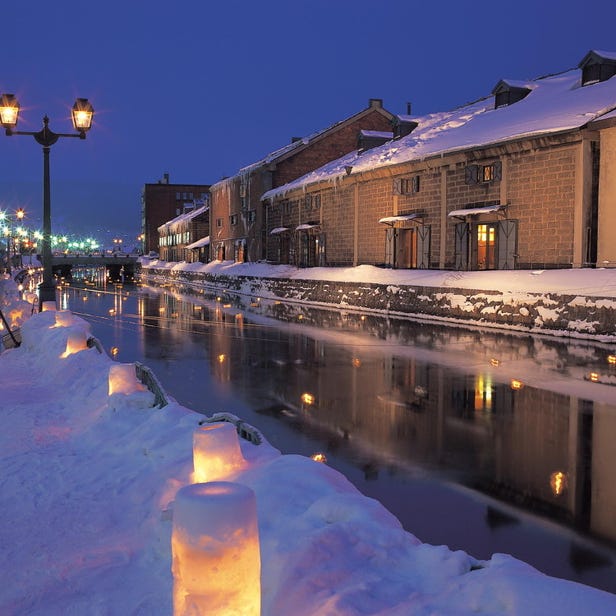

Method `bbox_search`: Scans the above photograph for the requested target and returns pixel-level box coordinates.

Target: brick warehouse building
[262,50,616,271]
[157,202,210,263]
[141,173,210,254]
[209,99,394,264]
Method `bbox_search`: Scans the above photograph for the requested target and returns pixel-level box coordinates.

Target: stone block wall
[508,145,577,268]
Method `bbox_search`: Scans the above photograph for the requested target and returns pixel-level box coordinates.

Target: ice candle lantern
[54,310,74,327]
[172,482,261,615]
[193,422,245,483]
[63,329,88,356]
[108,363,145,396]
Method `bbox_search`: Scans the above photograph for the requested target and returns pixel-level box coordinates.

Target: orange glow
[108,363,146,395]
[490,358,500,367]
[301,392,315,405]
[218,354,226,364]
[311,452,327,463]
[54,310,74,327]
[108,308,116,316]
[352,357,361,368]
[62,331,88,357]
[298,314,304,320]
[510,379,524,390]
[172,482,260,616]
[608,355,616,365]
[41,301,56,312]
[192,423,245,484]
[550,471,568,496]
[110,346,119,357]
[589,372,599,383]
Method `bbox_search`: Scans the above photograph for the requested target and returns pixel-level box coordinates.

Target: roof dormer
[392,115,418,140]
[579,50,616,86]
[357,130,393,153]
[491,79,532,109]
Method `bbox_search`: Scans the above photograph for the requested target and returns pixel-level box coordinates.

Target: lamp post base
[38,280,57,310]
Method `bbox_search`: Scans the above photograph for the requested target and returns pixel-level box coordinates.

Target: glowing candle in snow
[172,482,261,616]
[63,330,88,356]
[108,363,145,395]
[193,422,244,483]
[54,310,73,327]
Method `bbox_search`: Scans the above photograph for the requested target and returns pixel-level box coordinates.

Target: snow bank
[1,285,616,614]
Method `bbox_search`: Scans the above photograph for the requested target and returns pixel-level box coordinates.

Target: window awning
[379,213,424,226]
[270,227,290,235]
[186,236,210,249]
[447,204,507,219]
[296,223,321,231]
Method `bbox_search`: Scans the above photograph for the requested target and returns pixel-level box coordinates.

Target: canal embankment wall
[141,266,616,342]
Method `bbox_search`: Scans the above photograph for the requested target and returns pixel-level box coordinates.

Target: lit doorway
[476,223,497,270]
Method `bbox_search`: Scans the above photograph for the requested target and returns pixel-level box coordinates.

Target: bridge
[50,254,140,281]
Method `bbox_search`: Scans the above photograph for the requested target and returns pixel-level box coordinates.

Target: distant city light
[510,379,524,390]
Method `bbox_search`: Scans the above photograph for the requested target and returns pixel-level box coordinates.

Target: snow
[2,275,616,615]
[144,258,616,299]
[262,63,616,200]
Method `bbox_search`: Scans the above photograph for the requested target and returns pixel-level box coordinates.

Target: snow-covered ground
[2,275,616,615]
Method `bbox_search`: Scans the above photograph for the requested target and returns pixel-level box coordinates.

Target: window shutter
[417,225,431,268]
[393,179,402,195]
[494,161,502,181]
[465,165,479,184]
[384,227,394,266]
[497,219,517,270]
[455,222,469,270]
[412,175,420,193]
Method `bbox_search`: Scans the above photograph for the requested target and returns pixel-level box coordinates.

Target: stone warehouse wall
[143,267,616,340]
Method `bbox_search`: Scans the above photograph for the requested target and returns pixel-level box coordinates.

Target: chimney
[369,98,383,109]
[162,173,170,184]
[406,102,412,115]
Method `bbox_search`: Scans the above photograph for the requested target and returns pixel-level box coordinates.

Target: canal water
[61,272,616,594]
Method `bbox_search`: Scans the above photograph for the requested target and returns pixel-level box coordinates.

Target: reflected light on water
[550,471,568,496]
[301,392,315,405]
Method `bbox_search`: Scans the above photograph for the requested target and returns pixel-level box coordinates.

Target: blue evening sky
[1,0,615,244]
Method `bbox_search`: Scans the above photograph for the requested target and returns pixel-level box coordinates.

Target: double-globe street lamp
[0,94,94,308]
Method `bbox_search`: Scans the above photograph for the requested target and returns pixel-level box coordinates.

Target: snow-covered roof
[263,59,616,201]
[359,130,392,138]
[185,235,210,249]
[448,204,507,218]
[227,100,391,179]
[270,227,290,235]
[379,213,424,225]
[157,204,209,232]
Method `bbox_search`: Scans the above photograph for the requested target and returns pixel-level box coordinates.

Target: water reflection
[65,272,616,592]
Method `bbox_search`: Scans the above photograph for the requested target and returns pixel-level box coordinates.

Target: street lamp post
[0,94,94,308]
